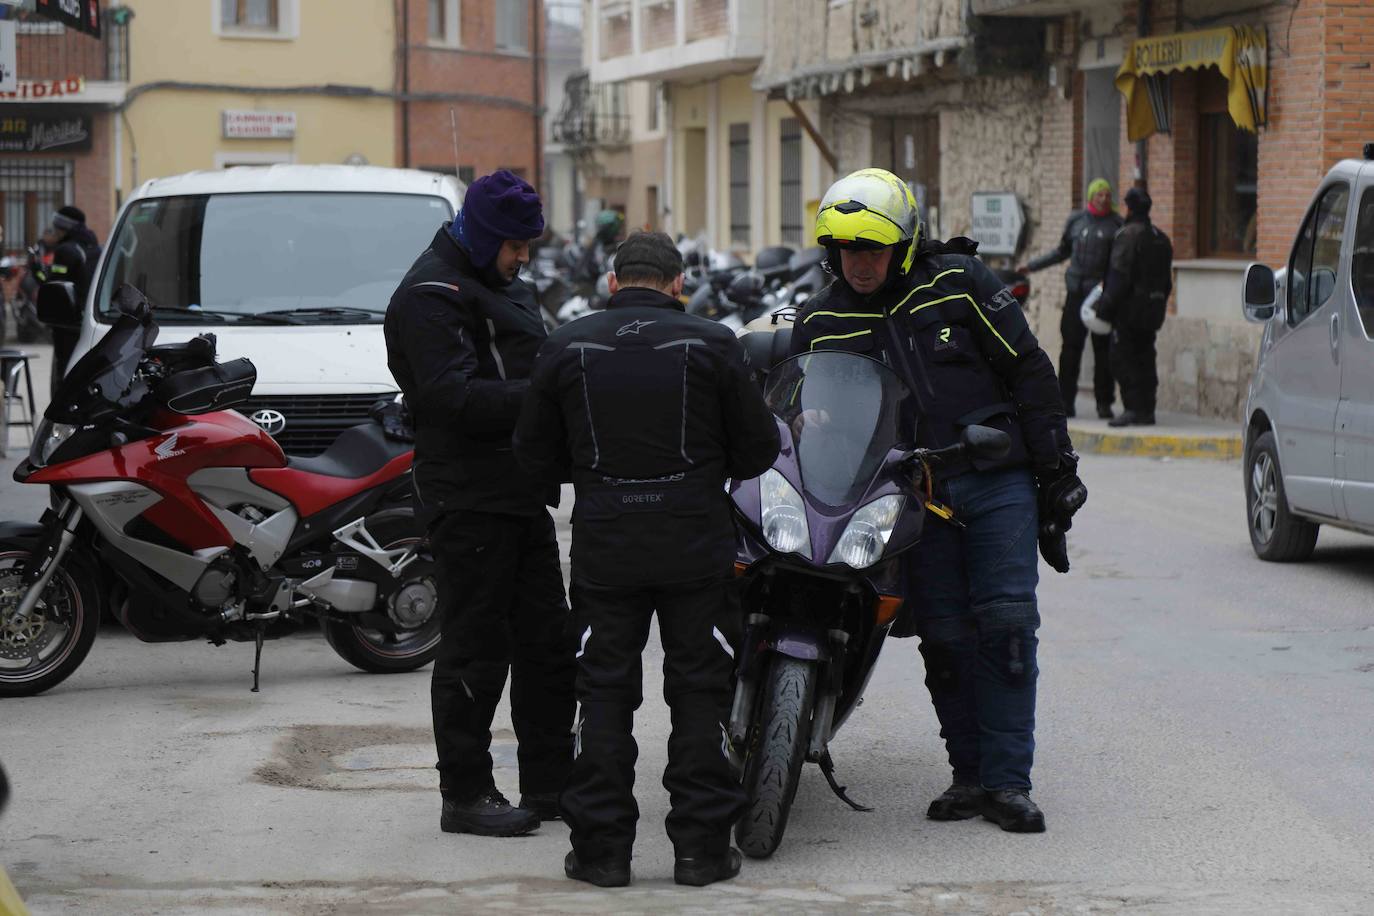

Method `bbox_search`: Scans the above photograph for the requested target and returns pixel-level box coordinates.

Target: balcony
[589,0,762,84]
[8,11,130,105]
[552,71,632,152]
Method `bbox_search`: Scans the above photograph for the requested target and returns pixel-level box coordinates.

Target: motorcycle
[726,348,1009,858]
[0,284,441,698]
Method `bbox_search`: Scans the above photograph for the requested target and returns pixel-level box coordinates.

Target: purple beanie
[450,169,544,268]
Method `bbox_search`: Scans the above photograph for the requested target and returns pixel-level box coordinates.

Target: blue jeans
[907,467,1040,791]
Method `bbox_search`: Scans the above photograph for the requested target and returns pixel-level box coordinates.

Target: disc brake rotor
[387,577,438,630]
[0,570,64,661]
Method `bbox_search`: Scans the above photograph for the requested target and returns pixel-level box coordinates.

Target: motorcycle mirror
[36,281,82,328]
[112,284,154,322]
[960,424,1011,463]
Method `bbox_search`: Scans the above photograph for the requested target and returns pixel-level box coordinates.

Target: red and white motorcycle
[0,285,440,697]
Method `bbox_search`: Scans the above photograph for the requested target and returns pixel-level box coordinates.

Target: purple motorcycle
[728,349,1009,858]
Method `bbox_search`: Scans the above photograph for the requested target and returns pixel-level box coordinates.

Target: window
[428,0,460,46]
[1351,187,1374,337]
[1288,183,1349,327]
[1197,70,1258,257]
[0,160,72,252]
[216,0,297,39]
[495,0,529,53]
[728,123,750,247]
[648,83,662,133]
[779,118,803,246]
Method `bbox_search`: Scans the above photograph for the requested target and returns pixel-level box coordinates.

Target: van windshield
[96,192,453,324]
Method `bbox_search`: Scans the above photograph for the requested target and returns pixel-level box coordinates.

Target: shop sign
[0,109,92,152]
[0,77,87,101]
[222,109,296,139]
[0,21,14,94]
[33,0,102,38]
[969,192,1025,257]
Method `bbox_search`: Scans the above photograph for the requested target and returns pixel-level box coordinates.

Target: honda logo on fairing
[250,409,287,436]
[154,433,185,460]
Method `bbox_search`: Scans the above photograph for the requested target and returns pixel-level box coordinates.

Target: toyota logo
[250,409,287,436]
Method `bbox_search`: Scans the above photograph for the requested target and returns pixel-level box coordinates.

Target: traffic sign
[969,191,1025,256]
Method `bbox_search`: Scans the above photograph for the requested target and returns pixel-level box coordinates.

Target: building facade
[0,6,129,248]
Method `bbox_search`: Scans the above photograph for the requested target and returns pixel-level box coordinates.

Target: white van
[1241,146,1374,560]
[70,165,464,455]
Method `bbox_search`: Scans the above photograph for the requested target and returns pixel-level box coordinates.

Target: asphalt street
[2,450,1373,914]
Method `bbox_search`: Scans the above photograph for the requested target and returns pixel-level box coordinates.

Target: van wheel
[1245,431,1319,562]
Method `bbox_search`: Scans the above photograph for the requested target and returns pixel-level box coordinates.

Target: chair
[0,349,38,458]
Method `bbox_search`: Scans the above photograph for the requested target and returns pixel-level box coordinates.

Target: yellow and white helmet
[814,168,921,276]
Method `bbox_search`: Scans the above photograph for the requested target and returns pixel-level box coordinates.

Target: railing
[552,71,631,150]
[13,10,130,83]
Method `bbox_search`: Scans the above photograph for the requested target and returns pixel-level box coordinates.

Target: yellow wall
[118,0,397,197]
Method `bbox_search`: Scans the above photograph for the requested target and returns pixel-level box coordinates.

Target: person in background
[38,206,101,398]
[1018,179,1122,420]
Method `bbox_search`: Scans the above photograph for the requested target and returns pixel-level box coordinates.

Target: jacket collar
[430,224,479,277]
[1125,212,1151,226]
[606,287,685,312]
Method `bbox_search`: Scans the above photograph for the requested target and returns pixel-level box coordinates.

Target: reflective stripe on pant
[561,575,745,861]
[429,509,575,799]
[1059,285,1115,411]
[907,468,1041,791]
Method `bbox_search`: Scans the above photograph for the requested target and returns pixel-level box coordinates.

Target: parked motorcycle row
[1,237,1033,861]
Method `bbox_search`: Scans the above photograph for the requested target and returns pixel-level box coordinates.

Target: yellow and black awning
[1116,26,1268,141]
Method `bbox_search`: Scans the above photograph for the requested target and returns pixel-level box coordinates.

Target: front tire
[735,656,817,859]
[322,513,441,673]
[0,545,101,698]
[1246,431,1319,562]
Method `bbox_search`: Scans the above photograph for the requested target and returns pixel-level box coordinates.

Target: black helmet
[726,271,766,308]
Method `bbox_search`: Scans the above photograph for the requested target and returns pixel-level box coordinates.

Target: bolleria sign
[969,192,1026,257]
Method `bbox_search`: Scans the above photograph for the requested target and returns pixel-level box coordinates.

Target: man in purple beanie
[385,170,575,837]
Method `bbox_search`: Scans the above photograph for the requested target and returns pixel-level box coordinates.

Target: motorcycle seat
[249,422,413,518]
[286,422,412,478]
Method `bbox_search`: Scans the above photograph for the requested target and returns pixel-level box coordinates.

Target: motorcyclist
[37,206,102,398]
[1018,179,1123,419]
[790,168,1086,832]
[384,170,575,838]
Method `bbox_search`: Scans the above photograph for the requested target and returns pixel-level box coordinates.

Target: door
[1083,68,1121,199]
[1336,175,1374,527]
[1270,181,1351,518]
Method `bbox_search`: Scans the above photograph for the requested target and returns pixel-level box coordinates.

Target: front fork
[13,498,84,622]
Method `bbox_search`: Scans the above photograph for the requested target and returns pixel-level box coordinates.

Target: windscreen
[48,312,157,422]
[95,192,452,322]
[763,351,910,509]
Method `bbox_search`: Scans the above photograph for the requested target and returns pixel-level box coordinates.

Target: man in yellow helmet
[791,168,1086,833]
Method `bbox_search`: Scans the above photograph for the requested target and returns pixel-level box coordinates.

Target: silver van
[1241,146,1374,560]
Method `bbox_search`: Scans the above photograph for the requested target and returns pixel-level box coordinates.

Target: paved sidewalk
[1066,393,1243,460]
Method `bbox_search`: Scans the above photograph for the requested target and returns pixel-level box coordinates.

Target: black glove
[1036,466,1087,574]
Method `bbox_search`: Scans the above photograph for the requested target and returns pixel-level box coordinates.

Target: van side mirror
[961,424,1012,464]
[1243,263,1277,322]
[36,281,80,328]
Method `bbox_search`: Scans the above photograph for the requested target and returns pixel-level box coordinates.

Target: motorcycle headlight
[29,418,77,468]
[828,495,905,569]
[759,469,810,558]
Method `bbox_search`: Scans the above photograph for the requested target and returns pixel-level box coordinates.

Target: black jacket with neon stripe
[790,241,1070,474]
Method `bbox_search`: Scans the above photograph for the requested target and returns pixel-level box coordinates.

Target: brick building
[0,9,128,250]
[399,0,544,188]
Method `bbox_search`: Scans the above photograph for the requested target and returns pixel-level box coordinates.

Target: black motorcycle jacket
[790,240,1070,474]
[384,225,558,517]
[514,286,780,587]
[1098,213,1174,333]
[1027,208,1123,293]
[45,227,102,312]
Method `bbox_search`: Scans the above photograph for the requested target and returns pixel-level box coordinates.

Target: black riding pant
[560,575,745,862]
[429,509,575,800]
[1059,285,1114,412]
[1110,326,1159,417]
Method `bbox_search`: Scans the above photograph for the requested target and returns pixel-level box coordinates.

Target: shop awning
[1116,26,1267,142]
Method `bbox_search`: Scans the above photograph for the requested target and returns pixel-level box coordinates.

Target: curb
[1068,424,1243,460]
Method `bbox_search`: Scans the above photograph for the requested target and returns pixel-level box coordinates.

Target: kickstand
[818,750,872,812]
[250,625,265,693]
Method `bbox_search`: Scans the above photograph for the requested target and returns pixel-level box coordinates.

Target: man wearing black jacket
[515,232,780,888]
[384,170,574,838]
[39,206,102,398]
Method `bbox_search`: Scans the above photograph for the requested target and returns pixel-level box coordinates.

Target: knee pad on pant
[973,602,1040,685]
[916,615,976,696]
